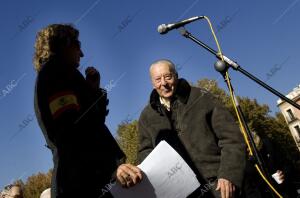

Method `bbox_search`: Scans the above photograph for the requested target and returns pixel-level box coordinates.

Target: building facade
[277,84,300,152]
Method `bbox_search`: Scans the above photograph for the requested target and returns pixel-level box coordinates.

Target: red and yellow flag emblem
[49,91,80,119]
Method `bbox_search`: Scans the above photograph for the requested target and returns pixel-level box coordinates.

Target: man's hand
[216,178,235,198]
[277,170,285,183]
[116,164,143,188]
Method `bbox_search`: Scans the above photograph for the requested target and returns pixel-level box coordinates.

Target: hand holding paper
[110,141,200,198]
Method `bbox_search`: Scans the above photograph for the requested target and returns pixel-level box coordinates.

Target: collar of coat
[150,78,191,112]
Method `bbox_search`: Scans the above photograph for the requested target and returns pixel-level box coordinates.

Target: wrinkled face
[62,39,84,68]
[150,62,177,99]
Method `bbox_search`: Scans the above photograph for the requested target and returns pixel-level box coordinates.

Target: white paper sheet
[110,140,200,198]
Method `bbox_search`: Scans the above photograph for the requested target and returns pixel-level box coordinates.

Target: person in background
[1,184,23,198]
[242,131,297,198]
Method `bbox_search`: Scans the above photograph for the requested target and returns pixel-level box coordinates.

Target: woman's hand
[85,66,100,90]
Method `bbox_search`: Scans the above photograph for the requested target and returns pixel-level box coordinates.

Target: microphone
[158,16,204,34]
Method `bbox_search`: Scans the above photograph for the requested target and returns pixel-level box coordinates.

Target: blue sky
[0,0,299,188]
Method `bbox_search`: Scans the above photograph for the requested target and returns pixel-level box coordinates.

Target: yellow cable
[225,72,253,155]
[204,16,224,61]
[203,16,283,198]
[255,164,283,197]
[203,16,252,153]
[224,71,282,197]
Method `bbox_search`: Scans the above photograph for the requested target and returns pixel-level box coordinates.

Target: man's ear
[175,72,178,79]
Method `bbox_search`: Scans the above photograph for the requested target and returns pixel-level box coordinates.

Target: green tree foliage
[1,170,52,198]
[116,120,139,165]
[197,78,299,163]
[22,169,52,198]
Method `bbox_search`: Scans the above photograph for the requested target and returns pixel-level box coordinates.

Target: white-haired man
[138,59,246,198]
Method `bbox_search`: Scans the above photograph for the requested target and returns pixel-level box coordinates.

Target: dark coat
[138,78,246,189]
[34,59,124,197]
[242,137,297,198]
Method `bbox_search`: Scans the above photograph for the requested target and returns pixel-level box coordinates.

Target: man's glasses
[153,73,174,85]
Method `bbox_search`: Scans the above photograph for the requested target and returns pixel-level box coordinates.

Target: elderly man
[138,59,246,198]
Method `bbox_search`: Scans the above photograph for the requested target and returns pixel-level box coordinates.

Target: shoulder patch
[49,91,80,119]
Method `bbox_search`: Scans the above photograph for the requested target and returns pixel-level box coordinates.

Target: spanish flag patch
[49,91,80,119]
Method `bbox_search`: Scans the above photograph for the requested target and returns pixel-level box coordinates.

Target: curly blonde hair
[33,24,79,72]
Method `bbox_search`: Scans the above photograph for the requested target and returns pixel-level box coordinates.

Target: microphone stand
[179,28,300,110]
[178,27,289,197]
[214,59,276,197]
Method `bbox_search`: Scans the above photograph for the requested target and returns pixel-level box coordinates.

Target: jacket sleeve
[92,88,109,123]
[38,71,105,153]
[137,113,154,163]
[49,94,92,154]
[210,97,246,188]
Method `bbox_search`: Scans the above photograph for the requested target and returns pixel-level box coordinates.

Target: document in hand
[110,140,200,198]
